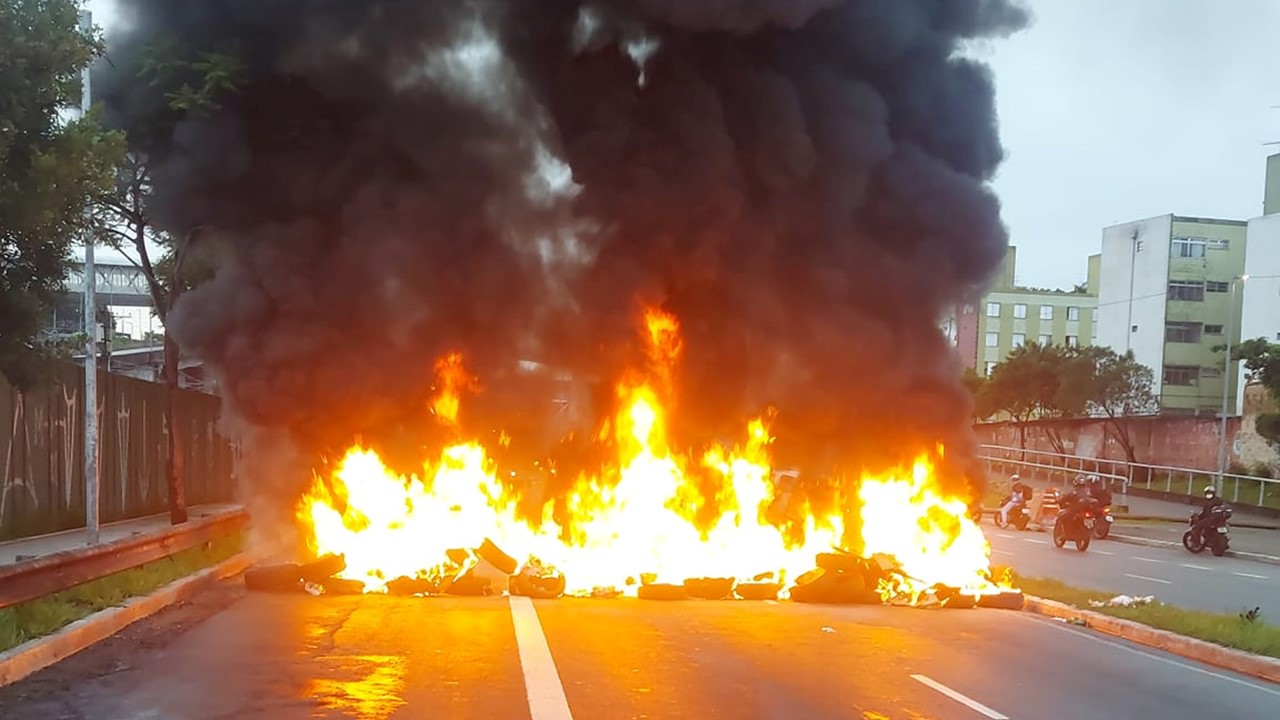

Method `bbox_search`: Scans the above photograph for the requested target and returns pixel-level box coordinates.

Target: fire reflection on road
[307,655,407,720]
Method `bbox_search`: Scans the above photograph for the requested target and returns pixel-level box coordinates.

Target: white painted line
[1027,614,1280,698]
[1025,538,1048,545]
[1233,572,1269,580]
[997,533,1015,539]
[910,674,1008,719]
[1094,550,1116,556]
[1181,563,1213,571]
[510,596,574,720]
[1133,556,1163,564]
[992,550,1014,556]
[1124,573,1172,585]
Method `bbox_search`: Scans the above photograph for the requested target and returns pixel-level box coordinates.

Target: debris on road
[1089,594,1155,608]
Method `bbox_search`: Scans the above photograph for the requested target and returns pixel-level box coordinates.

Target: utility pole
[80,10,99,545]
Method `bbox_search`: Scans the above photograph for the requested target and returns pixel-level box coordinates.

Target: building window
[1204,324,1224,335]
[1038,334,1052,346]
[984,361,998,376]
[986,302,1001,317]
[1171,237,1206,258]
[1163,365,1199,386]
[1201,367,1222,379]
[1207,239,1230,250]
[1136,240,1145,253]
[1168,280,1205,302]
[1065,335,1078,347]
[1013,303,1027,319]
[1205,280,1229,293]
[985,332,999,348]
[1165,322,1203,343]
[1067,306,1080,321]
[1012,333,1026,347]
[1039,305,1053,320]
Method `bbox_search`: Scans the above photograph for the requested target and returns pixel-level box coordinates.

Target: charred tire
[1052,522,1067,548]
[1074,535,1090,552]
[1182,531,1205,554]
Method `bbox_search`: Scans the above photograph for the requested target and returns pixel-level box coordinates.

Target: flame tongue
[298,309,1002,601]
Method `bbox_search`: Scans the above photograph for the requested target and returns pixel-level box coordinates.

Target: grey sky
[87,0,1280,292]
[985,0,1280,290]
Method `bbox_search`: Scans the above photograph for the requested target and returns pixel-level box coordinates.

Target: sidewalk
[0,504,242,565]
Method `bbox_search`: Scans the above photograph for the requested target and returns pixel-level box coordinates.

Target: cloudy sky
[87,0,1280,292]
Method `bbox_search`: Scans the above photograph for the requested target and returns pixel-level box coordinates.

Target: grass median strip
[1011,572,1280,659]
[0,533,243,653]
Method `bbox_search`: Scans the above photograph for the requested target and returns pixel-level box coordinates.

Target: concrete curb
[1022,595,1280,684]
[0,551,254,688]
[1108,532,1280,566]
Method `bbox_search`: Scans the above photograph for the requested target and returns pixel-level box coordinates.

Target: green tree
[1076,347,1158,463]
[1232,338,1280,445]
[91,45,241,525]
[0,0,123,386]
[976,342,1065,449]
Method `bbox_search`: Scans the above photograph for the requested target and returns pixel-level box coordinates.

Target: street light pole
[79,10,99,545]
[1217,274,1249,486]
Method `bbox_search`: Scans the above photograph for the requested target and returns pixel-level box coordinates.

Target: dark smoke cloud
[99,0,1028,521]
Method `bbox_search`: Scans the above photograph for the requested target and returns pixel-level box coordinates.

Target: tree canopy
[1232,338,1280,445]
[0,0,123,385]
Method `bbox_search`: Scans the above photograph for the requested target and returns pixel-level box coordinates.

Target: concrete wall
[974,414,1239,471]
[1098,215,1172,396]
[1236,383,1280,471]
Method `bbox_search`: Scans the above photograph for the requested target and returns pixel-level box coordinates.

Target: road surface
[1,584,1275,719]
[986,526,1280,619]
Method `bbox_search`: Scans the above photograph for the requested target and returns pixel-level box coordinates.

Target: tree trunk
[1043,425,1068,456]
[1103,416,1138,465]
[164,328,188,524]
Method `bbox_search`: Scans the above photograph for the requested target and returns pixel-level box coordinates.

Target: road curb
[1108,532,1280,566]
[0,551,254,688]
[1022,595,1280,684]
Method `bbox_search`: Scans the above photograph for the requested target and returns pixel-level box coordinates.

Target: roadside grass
[1008,571,1280,659]
[0,533,243,654]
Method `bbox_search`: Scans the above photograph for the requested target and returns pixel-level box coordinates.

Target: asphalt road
[986,525,1280,619]
[1,584,1276,719]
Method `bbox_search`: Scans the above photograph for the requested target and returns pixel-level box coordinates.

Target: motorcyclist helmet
[1072,476,1087,487]
[1009,474,1020,482]
[1203,485,1217,499]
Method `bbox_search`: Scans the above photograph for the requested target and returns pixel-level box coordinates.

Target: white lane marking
[1132,556,1163,564]
[1025,538,1048,545]
[1123,573,1171,585]
[1181,563,1213,571]
[1094,550,1116,556]
[910,675,1009,719]
[510,596,574,720]
[992,550,1014,556]
[1026,614,1280,698]
[997,533,1015,539]
[1233,572,1269,580]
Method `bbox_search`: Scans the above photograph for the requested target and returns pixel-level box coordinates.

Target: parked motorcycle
[1052,499,1098,552]
[1093,505,1114,539]
[993,496,1031,531]
[1183,505,1233,557]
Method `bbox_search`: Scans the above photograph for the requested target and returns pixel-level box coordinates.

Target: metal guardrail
[978,444,1280,508]
[0,508,248,610]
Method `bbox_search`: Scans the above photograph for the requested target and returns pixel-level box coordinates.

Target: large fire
[298,309,1006,602]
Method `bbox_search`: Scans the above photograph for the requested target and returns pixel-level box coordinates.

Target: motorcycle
[1183,505,1233,557]
[992,496,1031,531]
[1052,499,1098,552]
[1093,505,1114,539]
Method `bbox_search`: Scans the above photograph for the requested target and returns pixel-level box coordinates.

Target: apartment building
[947,247,1099,375]
[1097,214,1248,415]
[1238,153,1280,410]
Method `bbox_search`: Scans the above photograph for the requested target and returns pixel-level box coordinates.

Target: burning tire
[735,582,781,600]
[683,577,735,600]
[637,583,688,601]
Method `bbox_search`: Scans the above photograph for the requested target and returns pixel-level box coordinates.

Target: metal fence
[978,444,1280,509]
[1,362,236,540]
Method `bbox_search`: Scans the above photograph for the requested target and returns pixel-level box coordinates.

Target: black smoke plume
[99,0,1028,527]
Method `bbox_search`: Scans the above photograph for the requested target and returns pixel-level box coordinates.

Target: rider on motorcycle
[1191,485,1225,537]
[998,475,1031,525]
[1087,475,1112,507]
[1057,476,1093,527]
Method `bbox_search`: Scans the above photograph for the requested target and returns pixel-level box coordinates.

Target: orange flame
[297,307,1004,602]
[430,352,477,426]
